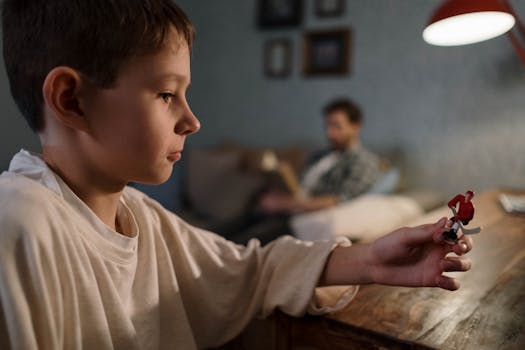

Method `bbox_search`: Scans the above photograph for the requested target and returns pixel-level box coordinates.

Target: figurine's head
[466,190,474,201]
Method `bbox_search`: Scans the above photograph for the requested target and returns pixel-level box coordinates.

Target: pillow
[291,194,424,242]
[367,167,400,195]
[186,149,264,225]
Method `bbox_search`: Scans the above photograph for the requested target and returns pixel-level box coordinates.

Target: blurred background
[1,0,524,240]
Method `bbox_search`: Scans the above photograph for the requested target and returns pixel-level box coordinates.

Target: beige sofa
[180,143,444,244]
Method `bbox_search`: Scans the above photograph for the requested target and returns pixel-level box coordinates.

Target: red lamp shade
[423,0,516,46]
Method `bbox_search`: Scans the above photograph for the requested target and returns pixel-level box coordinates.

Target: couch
[178,143,445,244]
[177,143,304,243]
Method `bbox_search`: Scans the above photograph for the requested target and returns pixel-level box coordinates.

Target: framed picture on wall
[315,0,345,17]
[302,28,351,76]
[264,39,292,78]
[258,0,303,29]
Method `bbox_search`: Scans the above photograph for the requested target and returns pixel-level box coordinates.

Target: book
[261,150,301,196]
[499,193,525,214]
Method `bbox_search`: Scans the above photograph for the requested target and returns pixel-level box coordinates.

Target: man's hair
[2,0,194,132]
[322,98,362,125]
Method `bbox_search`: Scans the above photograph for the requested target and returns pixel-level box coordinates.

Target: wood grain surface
[217,190,525,350]
[321,190,525,349]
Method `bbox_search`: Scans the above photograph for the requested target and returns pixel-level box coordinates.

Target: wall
[0,37,40,170]
[176,0,525,195]
[1,1,524,197]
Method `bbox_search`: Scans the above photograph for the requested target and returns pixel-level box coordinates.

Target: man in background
[260,98,382,214]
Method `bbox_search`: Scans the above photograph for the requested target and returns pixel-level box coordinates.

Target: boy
[0,1,473,349]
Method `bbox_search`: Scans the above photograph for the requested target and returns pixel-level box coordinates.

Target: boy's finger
[432,217,454,245]
[435,275,460,291]
[441,256,472,272]
[454,236,473,255]
[403,217,448,245]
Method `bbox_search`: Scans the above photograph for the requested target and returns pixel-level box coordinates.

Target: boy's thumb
[404,217,447,245]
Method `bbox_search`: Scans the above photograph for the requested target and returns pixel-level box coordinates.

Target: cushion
[186,149,264,225]
[367,167,400,195]
[291,194,424,242]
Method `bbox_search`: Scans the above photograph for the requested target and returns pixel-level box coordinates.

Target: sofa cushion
[291,194,424,242]
[367,167,400,195]
[186,149,264,225]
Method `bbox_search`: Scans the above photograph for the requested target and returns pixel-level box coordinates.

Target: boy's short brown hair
[2,0,194,132]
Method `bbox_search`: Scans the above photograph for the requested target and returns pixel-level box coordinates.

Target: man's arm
[297,195,339,211]
[259,192,338,213]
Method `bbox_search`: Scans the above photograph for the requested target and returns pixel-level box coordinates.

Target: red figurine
[443,190,481,242]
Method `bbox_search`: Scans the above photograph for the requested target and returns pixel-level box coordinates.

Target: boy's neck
[42,146,126,234]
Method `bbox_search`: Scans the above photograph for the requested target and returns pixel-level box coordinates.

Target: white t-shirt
[0,150,356,349]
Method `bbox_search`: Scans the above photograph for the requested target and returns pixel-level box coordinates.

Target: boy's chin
[134,169,174,186]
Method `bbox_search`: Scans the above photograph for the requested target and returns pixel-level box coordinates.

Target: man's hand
[259,192,339,214]
[259,192,297,213]
[320,218,473,291]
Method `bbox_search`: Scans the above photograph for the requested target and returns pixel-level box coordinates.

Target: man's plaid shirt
[303,145,381,201]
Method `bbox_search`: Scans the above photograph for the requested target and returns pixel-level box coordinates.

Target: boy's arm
[163,211,354,348]
[319,218,473,291]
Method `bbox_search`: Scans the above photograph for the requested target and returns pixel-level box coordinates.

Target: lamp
[423,0,525,63]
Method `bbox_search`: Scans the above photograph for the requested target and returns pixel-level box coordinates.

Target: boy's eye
[159,92,174,104]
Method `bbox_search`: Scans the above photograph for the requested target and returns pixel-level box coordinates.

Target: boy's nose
[175,108,200,136]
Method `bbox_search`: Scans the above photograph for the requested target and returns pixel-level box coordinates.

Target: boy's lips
[167,151,182,162]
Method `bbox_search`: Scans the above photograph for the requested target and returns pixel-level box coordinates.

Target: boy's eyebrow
[152,73,190,85]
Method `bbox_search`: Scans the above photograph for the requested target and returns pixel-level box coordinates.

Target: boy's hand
[320,218,473,291]
[367,217,473,291]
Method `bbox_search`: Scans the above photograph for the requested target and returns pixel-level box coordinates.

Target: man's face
[324,110,360,150]
[80,30,200,185]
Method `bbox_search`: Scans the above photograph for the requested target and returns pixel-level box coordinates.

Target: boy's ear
[42,66,90,132]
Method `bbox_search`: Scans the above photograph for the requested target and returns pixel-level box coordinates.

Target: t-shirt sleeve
[162,213,358,347]
[0,204,62,350]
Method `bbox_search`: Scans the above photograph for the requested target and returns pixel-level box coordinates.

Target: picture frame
[315,0,345,17]
[258,0,303,29]
[302,28,351,76]
[264,39,292,78]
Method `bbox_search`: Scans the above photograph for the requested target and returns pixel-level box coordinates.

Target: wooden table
[276,189,525,349]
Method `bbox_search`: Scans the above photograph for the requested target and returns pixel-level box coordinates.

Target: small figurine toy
[443,190,481,242]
